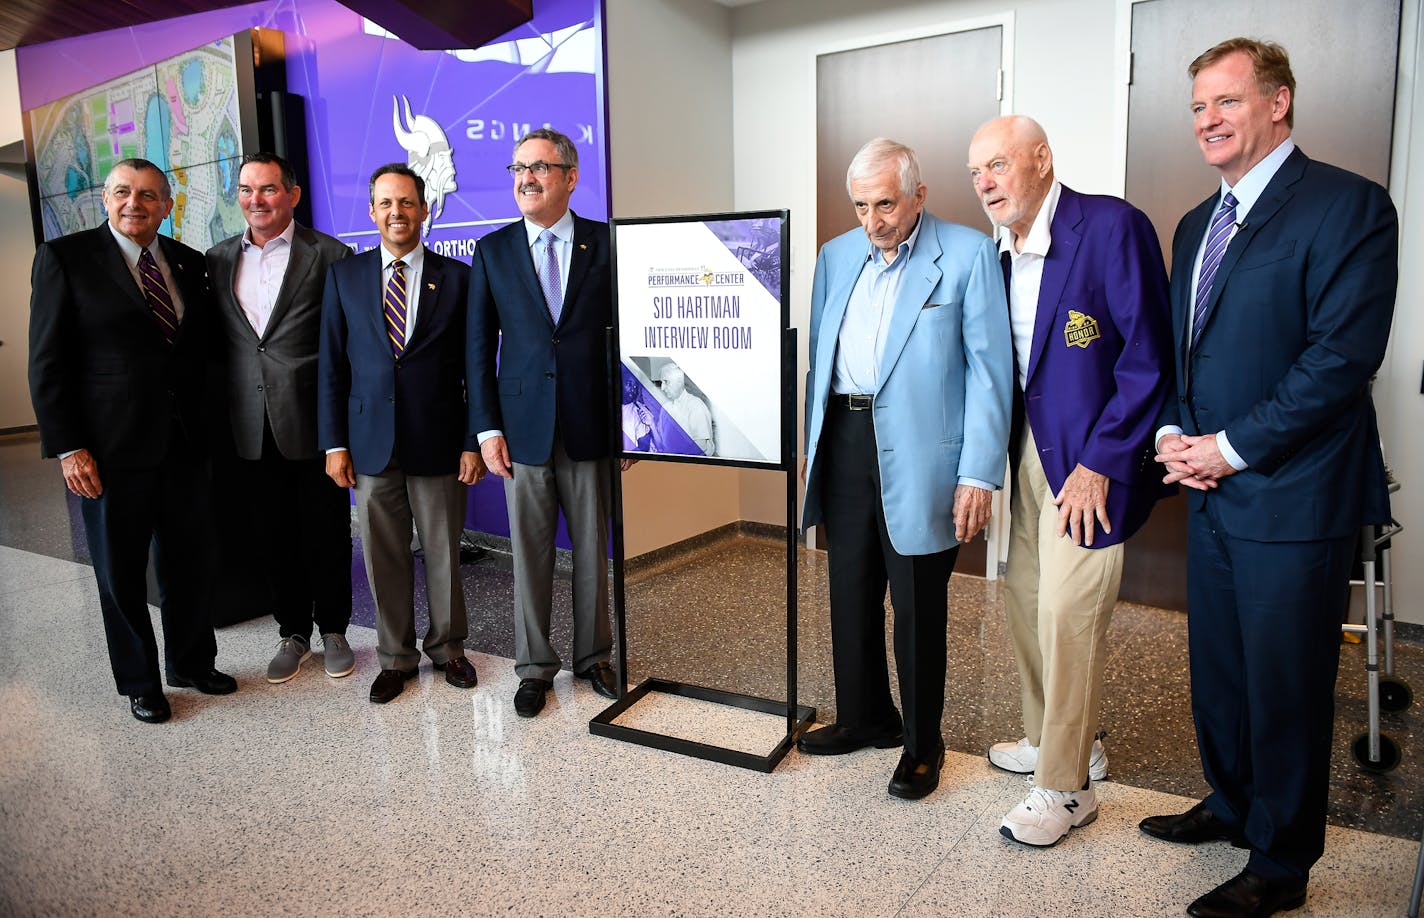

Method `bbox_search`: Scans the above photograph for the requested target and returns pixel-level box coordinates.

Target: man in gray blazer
[207,153,356,684]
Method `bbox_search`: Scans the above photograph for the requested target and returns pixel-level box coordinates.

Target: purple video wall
[17,0,610,547]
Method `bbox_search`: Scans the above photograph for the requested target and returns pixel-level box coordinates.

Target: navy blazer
[1011,186,1174,548]
[1161,147,1397,540]
[466,212,612,466]
[317,245,473,476]
[29,224,212,468]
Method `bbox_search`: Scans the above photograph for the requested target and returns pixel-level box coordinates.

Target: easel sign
[593,210,814,772]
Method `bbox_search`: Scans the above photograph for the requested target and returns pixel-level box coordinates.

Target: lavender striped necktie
[537,230,562,324]
[1190,192,1238,350]
[137,248,178,341]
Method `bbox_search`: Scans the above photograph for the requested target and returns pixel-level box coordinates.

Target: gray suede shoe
[321,633,355,678]
[267,635,311,684]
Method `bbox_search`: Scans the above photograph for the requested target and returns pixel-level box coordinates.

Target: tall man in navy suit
[966,116,1173,846]
[797,138,1012,800]
[467,128,621,719]
[1141,39,1398,918]
[29,158,236,724]
[208,153,355,684]
[318,163,484,705]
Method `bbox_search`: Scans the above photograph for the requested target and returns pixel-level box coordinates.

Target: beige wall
[0,50,37,430]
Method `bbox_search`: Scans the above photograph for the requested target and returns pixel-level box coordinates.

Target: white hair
[845,138,921,198]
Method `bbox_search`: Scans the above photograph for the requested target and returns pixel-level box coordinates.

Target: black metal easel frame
[589,210,815,773]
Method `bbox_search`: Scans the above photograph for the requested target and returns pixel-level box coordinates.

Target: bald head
[967,115,1055,247]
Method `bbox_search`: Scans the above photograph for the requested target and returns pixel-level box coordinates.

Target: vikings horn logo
[392,95,457,234]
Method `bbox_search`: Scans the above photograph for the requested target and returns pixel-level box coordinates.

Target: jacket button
[552,337,560,345]
[387,396,395,403]
[545,371,554,379]
[257,345,265,352]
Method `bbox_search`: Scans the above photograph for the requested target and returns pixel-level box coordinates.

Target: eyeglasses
[506,161,573,177]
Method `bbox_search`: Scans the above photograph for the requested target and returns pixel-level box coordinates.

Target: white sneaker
[987,736,1109,781]
[999,782,1098,847]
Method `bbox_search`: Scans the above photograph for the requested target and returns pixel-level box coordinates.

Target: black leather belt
[830,393,873,410]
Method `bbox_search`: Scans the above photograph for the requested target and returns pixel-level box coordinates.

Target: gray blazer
[207,223,351,461]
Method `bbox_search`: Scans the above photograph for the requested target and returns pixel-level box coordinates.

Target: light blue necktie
[537,230,562,324]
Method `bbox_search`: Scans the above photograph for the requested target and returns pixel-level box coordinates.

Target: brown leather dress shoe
[514,678,551,717]
[1139,801,1247,847]
[796,723,904,756]
[129,693,171,724]
[369,667,418,704]
[575,661,618,699]
[888,747,945,800]
[436,657,478,689]
[1186,870,1307,918]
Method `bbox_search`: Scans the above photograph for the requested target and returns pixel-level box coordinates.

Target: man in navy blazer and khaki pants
[1142,39,1398,918]
[467,128,620,718]
[797,138,1012,800]
[318,163,484,705]
[967,115,1173,847]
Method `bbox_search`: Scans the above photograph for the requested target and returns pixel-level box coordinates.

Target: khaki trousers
[1004,427,1123,790]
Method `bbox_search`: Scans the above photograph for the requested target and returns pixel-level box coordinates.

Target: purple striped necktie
[1190,191,1238,350]
[384,259,408,356]
[137,248,179,341]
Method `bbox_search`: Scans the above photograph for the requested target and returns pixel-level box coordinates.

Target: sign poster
[613,212,787,466]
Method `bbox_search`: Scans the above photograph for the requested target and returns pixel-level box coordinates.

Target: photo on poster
[614,211,788,466]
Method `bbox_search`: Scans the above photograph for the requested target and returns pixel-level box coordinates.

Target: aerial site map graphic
[29,35,245,250]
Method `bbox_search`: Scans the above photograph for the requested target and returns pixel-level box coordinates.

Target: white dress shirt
[107,223,184,319]
[380,242,426,338]
[999,181,1063,390]
[234,220,296,337]
[831,214,924,395]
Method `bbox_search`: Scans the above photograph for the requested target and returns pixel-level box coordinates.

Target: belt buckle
[847,393,872,411]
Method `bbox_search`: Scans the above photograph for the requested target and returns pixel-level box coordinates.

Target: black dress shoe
[1187,870,1307,918]
[1140,801,1247,847]
[514,678,551,717]
[888,747,945,800]
[575,661,618,699]
[435,656,478,689]
[369,667,419,704]
[796,722,904,756]
[129,693,171,724]
[168,668,237,695]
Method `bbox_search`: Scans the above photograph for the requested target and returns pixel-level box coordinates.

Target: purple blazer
[1010,185,1173,548]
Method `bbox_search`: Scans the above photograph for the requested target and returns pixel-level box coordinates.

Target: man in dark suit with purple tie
[29,158,236,724]
[966,116,1173,847]
[318,163,484,705]
[1142,39,1398,918]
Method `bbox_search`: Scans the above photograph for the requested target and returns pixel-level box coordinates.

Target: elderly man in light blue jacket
[799,137,1012,801]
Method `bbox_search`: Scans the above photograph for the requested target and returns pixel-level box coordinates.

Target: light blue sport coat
[801,211,1012,556]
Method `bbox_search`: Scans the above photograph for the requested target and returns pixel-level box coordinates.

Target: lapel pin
[427,283,436,290]
[579,244,587,250]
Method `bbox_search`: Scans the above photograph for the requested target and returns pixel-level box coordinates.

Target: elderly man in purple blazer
[967,115,1173,846]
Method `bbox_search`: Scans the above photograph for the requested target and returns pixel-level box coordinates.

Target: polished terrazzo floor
[1,431,1421,915]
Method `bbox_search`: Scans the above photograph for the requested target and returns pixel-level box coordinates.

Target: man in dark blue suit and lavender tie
[966,116,1173,847]
[467,128,620,718]
[1142,39,1398,917]
[318,163,484,705]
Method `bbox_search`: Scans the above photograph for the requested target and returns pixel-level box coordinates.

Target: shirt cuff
[957,476,998,491]
[324,447,348,455]
[1215,431,1249,471]
[58,449,80,460]
[1154,425,1184,450]
[476,430,503,446]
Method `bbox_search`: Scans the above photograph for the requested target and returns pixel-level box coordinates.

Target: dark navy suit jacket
[466,212,612,465]
[317,245,473,477]
[1160,147,1396,541]
[29,224,212,468]
[1011,185,1174,548]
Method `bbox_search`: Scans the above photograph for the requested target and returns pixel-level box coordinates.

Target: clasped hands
[1155,432,1235,492]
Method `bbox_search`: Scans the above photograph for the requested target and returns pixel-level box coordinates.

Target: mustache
[519,183,543,194]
